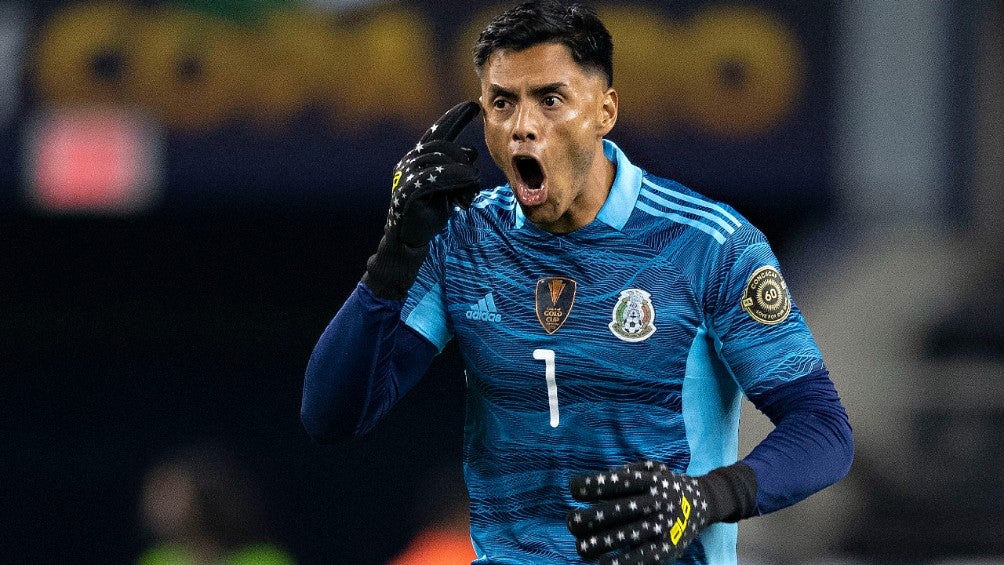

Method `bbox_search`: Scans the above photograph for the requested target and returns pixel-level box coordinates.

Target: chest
[442,233,705,386]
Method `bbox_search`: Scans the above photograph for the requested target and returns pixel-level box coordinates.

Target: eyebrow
[487,82,569,99]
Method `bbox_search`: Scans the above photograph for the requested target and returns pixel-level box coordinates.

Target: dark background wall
[3,207,472,563]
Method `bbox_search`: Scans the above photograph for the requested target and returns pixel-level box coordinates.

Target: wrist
[361,233,430,300]
[700,462,759,523]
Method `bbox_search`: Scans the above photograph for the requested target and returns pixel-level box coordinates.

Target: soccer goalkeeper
[301,2,853,563]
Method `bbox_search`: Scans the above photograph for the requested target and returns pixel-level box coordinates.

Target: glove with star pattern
[362,101,481,299]
[567,460,758,565]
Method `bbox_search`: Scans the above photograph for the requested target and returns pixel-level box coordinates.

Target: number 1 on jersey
[533,348,560,428]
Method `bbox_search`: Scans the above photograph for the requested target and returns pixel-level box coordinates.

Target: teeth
[514,156,543,190]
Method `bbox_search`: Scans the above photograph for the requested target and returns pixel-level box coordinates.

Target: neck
[561,148,615,233]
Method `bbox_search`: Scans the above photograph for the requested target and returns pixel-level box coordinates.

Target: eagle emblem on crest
[609,288,656,342]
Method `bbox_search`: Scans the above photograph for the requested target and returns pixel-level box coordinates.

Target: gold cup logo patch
[535,277,577,334]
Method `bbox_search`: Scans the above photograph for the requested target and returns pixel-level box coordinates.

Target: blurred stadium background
[1,0,1000,563]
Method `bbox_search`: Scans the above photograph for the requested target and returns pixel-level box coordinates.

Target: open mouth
[512,156,547,206]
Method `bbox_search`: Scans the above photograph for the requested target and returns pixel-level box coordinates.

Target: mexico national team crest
[740,266,792,325]
[609,289,657,342]
[535,277,577,334]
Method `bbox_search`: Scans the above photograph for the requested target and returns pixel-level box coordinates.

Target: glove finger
[570,468,660,501]
[619,460,671,475]
[573,519,665,560]
[597,540,684,565]
[400,144,475,173]
[395,171,478,246]
[405,163,479,200]
[419,100,480,144]
[439,142,477,164]
[448,182,481,209]
[567,494,662,536]
[397,204,450,247]
[461,145,478,163]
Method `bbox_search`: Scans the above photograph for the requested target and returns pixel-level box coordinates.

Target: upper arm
[706,228,825,397]
[402,233,454,351]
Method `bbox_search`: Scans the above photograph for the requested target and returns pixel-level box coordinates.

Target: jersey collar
[514,139,642,232]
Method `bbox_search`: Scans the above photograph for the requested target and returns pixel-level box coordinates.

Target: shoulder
[468,184,519,219]
[624,173,778,304]
[626,172,760,253]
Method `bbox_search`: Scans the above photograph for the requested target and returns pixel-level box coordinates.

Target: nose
[511,104,538,142]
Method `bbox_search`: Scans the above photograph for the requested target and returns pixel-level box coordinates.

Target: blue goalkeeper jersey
[400,140,826,564]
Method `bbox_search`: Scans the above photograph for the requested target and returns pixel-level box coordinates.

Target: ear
[597,87,618,137]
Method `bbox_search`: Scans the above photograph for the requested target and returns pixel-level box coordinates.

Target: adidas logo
[466,292,502,323]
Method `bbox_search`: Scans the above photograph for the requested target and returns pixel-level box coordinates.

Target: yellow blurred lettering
[670,494,692,545]
[32,2,806,138]
[32,2,440,132]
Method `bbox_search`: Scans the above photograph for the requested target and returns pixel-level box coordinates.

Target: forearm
[301,283,436,442]
[742,369,855,514]
[302,103,476,440]
[563,374,851,562]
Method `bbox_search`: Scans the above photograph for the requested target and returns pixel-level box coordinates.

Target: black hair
[473,1,614,86]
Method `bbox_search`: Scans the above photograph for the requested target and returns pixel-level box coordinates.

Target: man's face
[480,42,617,233]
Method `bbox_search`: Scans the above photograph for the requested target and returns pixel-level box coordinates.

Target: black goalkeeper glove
[567,460,758,565]
[361,101,481,299]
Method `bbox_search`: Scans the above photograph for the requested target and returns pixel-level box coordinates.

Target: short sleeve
[707,225,826,398]
[401,234,453,352]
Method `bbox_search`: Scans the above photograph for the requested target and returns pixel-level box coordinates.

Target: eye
[542,95,560,107]
[493,99,510,110]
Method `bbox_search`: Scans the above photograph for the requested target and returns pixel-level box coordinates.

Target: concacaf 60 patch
[740,266,791,325]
